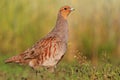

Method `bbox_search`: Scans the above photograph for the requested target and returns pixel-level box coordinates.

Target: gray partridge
[5,5,74,71]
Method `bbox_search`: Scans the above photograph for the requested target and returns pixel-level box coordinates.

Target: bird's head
[59,6,75,19]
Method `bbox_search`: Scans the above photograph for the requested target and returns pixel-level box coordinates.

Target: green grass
[0,54,120,80]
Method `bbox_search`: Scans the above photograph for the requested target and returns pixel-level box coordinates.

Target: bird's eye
[64,8,67,10]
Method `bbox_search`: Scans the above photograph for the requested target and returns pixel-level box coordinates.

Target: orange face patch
[59,6,72,19]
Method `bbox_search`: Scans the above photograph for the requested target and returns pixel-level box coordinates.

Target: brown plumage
[5,5,74,71]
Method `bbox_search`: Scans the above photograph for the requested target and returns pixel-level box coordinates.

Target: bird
[5,5,74,72]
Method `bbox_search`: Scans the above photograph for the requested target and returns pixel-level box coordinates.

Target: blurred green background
[1,0,120,61]
[0,0,120,80]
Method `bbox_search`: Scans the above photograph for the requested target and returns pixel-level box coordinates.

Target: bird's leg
[31,67,35,71]
[35,70,38,76]
[30,67,40,76]
[35,70,41,76]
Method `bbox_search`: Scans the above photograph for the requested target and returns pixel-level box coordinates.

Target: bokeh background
[1,0,120,62]
[0,0,120,79]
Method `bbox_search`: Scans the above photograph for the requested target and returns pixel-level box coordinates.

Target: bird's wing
[22,36,61,61]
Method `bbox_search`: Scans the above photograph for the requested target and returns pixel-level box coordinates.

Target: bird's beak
[70,8,75,11]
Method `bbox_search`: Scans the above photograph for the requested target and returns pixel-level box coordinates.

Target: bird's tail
[5,55,24,64]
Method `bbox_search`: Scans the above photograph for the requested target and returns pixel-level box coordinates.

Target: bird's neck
[55,13,68,28]
[51,13,69,42]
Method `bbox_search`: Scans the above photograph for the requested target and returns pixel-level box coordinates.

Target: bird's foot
[35,70,41,76]
[21,77,27,80]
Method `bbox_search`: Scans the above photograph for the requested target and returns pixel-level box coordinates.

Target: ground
[0,54,120,80]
